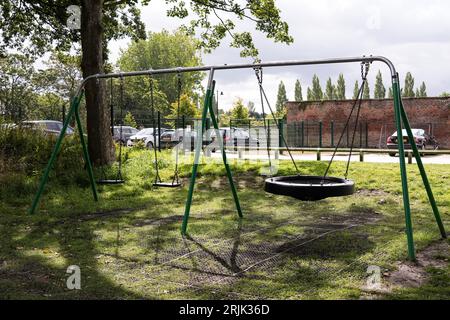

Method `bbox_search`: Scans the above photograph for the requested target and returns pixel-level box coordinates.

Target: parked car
[387,128,438,156]
[160,128,198,149]
[209,127,259,152]
[22,120,74,136]
[159,129,176,148]
[113,126,138,145]
[127,128,165,148]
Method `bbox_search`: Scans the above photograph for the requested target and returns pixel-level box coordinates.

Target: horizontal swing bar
[74,56,397,98]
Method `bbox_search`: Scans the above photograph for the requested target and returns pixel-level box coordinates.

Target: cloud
[108,0,450,111]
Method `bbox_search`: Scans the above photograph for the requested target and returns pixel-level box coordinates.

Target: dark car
[209,127,259,152]
[387,129,438,156]
[113,126,138,145]
[22,120,74,136]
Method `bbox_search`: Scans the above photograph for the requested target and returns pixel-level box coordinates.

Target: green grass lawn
[0,148,449,299]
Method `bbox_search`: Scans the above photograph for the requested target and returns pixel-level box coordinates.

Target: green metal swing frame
[29,57,447,261]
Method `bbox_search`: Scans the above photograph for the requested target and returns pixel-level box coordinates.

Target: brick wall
[286,97,450,149]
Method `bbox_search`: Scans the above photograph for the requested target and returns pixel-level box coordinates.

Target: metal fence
[112,108,448,150]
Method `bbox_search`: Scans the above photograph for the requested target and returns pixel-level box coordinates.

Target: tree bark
[80,0,114,165]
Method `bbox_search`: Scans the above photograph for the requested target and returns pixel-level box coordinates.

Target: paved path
[209,150,450,164]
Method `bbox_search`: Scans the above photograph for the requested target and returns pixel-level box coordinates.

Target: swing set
[28,56,447,261]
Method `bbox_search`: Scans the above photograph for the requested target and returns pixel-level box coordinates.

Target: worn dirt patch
[361,240,449,297]
[386,240,449,288]
[356,189,390,197]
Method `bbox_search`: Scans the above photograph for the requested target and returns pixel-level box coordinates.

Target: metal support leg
[182,71,243,235]
[29,93,98,214]
[74,102,98,202]
[207,82,242,219]
[399,99,446,238]
[392,78,416,261]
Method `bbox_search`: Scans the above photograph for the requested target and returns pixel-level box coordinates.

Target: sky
[108,0,450,112]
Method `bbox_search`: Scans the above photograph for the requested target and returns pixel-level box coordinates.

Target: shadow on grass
[0,217,150,299]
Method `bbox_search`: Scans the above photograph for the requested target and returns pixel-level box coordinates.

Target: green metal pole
[29,93,83,214]
[74,100,98,202]
[182,71,215,235]
[392,76,416,261]
[399,99,447,238]
[208,81,242,219]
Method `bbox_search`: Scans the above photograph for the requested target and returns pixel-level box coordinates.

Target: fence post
[316,148,321,161]
[359,150,364,162]
[278,119,284,154]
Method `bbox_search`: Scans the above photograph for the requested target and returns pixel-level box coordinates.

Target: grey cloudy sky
[109,0,450,111]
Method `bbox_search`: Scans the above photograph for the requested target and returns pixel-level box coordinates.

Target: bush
[0,123,86,182]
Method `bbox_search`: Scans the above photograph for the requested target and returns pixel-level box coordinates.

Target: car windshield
[136,128,153,135]
[392,129,424,137]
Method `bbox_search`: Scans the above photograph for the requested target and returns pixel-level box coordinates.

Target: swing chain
[254,67,263,84]
[361,61,370,81]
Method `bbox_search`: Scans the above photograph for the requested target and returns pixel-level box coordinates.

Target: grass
[0,146,449,300]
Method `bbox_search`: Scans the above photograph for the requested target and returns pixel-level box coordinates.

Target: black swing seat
[153,182,182,188]
[97,179,125,185]
[264,175,355,201]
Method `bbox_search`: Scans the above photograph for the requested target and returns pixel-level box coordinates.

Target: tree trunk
[80,0,114,165]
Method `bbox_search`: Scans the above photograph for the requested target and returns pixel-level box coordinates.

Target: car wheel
[388,152,396,157]
[147,141,154,149]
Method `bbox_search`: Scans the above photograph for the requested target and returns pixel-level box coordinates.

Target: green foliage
[0,1,146,56]
[325,77,335,100]
[403,72,415,98]
[310,74,323,101]
[294,79,303,102]
[0,51,81,122]
[0,1,292,61]
[0,53,36,121]
[388,87,393,98]
[363,81,370,99]
[0,124,85,184]
[353,81,360,99]
[123,112,137,128]
[118,30,204,115]
[440,92,450,97]
[374,70,386,99]
[169,94,199,121]
[307,87,313,101]
[336,73,346,100]
[418,82,427,98]
[179,0,293,58]
[275,81,288,115]
[230,98,249,120]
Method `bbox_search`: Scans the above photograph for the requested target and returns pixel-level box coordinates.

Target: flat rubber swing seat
[153,182,182,188]
[97,179,125,185]
[264,175,355,201]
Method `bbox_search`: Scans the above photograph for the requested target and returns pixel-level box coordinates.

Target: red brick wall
[286,97,450,148]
